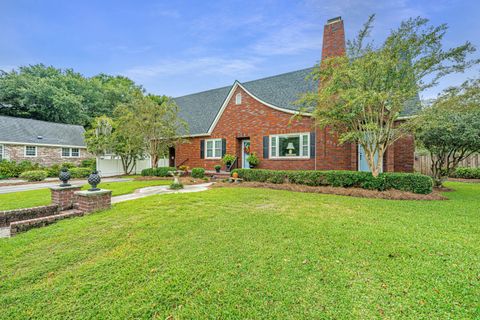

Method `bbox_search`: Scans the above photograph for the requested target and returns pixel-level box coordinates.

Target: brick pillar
[74,190,112,214]
[50,185,82,210]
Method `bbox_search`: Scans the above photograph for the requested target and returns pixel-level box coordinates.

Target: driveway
[0,177,131,194]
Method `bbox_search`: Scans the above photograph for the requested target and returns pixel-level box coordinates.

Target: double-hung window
[270,133,310,158]
[0,144,3,160]
[62,147,80,158]
[25,145,37,157]
[206,138,222,159]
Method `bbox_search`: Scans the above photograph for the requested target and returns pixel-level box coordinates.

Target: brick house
[0,116,91,167]
[171,17,415,173]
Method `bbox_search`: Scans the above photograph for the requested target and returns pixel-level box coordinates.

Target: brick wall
[75,190,112,213]
[0,205,59,227]
[175,86,414,172]
[51,186,82,210]
[2,144,91,167]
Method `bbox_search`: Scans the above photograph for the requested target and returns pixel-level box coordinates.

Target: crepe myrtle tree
[85,115,144,175]
[115,94,188,168]
[298,15,478,176]
[415,79,480,186]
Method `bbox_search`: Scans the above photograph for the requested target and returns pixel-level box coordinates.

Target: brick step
[204,171,231,179]
[9,209,84,236]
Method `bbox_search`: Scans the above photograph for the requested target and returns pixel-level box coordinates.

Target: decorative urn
[87,170,101,191]
[59,168,71,187]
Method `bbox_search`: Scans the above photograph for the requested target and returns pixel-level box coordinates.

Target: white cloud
[125,56,262,81]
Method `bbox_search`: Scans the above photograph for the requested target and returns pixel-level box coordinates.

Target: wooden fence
[414,153,480,175]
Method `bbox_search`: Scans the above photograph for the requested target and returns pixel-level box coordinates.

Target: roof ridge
[173,66,315,99]
[241,66,314,86]
[0,115,85,129]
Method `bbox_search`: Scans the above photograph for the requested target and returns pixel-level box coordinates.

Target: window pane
[279,136,300,157]
[270,137,277,157]
[207,149,213,157]
[302,134,309,156]
[0,145,3,160]
[26,146,36,156]
[71,148,79,157]
[62,148,70,157]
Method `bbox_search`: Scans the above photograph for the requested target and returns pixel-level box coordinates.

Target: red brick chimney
[321,16,346,60]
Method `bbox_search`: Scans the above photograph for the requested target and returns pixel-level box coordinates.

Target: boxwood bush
[231,169,433,194]
[19,170,47,182]
[141,167,176,177]
[191,168,205,178]
[450,167,480,179]
[69,167,92,179]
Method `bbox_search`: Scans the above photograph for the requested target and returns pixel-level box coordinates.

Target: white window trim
[24,145,37,157]
[269,133,310,159]
[61,147,81,158]
[235,93,242,105]
[205,138,222,159]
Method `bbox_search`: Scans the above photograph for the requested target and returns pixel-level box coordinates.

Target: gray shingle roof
[173,68,316,135]
[0,116,86,147]
[173,66,419,135]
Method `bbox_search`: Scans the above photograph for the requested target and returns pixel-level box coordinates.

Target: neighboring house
[171,17,416,172]
[0,116,91,167]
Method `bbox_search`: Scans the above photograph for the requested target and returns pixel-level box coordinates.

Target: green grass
[0,182,479,319]
[0,179,170,211]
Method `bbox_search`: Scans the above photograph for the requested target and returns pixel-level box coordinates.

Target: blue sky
[1,0,479,99]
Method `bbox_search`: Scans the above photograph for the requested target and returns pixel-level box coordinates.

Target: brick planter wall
[50,185,82,210]
[74,190,112,213]
[0,205,59,227]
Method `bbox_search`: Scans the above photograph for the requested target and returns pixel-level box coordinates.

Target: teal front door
[358,145,381,172]
[242,140,250,169]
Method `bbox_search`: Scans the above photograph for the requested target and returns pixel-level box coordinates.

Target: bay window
[270,133,310,158]
[206,138,222,159]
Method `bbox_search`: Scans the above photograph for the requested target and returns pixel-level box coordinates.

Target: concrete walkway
[112,183,212,203]
[0,177,131,194]
[0,182,213,238]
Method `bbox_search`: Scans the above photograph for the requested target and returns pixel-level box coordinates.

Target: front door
[358,145,381,172]
[168,147,175,167]
[242,140,251,169]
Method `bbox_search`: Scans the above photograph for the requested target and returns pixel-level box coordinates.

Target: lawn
[0,179,170,211]
[0,182,479,319]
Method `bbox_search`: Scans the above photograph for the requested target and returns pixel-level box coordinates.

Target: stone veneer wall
[2,144,91,167]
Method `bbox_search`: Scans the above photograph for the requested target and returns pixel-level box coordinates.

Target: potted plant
[247,152,260,168]
[221,154,236,171]
[214,164,221,173]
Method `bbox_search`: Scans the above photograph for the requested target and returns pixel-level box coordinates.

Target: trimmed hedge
[19,170,47,182]
[69,167,92,179]
[191,168,205,178]
[141,167,176,177]
[450,167,480,179]
[231,169,433,194]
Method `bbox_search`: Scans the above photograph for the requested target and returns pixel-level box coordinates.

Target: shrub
[19,170,47,182]
[231,169,433,194]
[214,165,221,171]
[69,167,92,178]
[141,167,176,177]
[191,168,205,178]
[46,164,61,177]
[61,162,76,169]
[0,160,22,178]
[80,158,97,170]
[450,167,480,179]
[222,154,236,165]
[170,182,184,190]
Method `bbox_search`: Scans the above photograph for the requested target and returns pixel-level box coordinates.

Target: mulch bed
[214,181,447,201]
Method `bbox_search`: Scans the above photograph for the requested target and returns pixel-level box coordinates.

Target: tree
[0,64,144,127]
[415,79,480,186]
[85,115,144,175]
[116,94,188,167]
[298,15,478,176]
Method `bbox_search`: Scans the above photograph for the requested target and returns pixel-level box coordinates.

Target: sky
[1,0,479,99]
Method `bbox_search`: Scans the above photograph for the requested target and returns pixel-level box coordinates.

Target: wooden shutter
[221,138,226,157]
[310,132,316,159]
[263,136,269,159]
[200,140,205,159]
